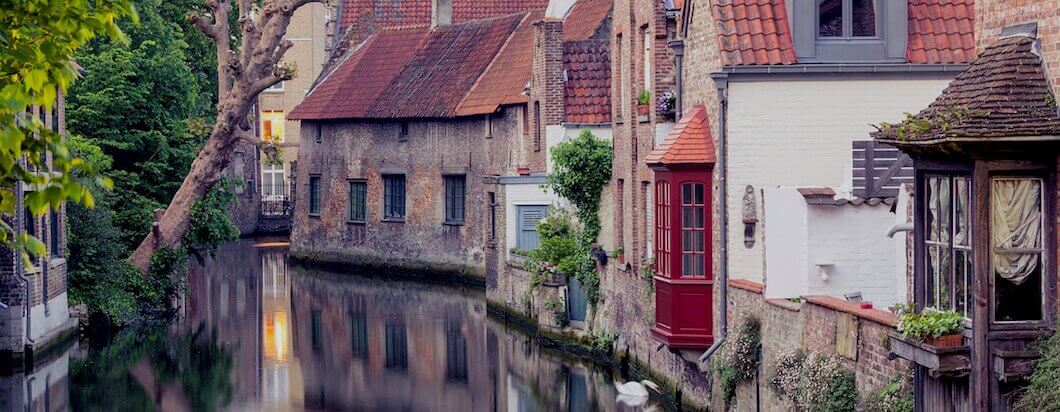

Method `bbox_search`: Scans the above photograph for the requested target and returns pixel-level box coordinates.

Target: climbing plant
[712,316,761,406]
[545,129,612,304]
[1015,323,1060,410]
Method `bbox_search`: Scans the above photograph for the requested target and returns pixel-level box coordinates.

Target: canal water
[6,238,672,411]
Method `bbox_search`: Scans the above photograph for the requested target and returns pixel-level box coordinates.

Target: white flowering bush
[771,350,858,411]
[712,317,761,406]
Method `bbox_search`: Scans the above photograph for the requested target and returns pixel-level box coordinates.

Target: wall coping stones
[728,278,764,293]
[802,295,897,326]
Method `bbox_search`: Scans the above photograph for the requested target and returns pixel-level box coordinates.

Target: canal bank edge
[288,252,487,288]
[0,316,78,375]
[486,299,706,411]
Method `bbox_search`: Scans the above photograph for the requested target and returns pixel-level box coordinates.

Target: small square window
[383,174,406,220]
[308,175,322,216]
[444,175,466,223]
[348,180,366,223]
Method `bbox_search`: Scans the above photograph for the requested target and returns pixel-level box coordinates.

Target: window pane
[954,249,968,317]
[309,176,321,214]
[852,0,876,36]
[682,254,692,276]
[694,207,704,229]
[694,231,704,252]
[695,255,705,276]
[819,0,843,37]
[991,178,1043,322]
[926,245,937,308]
[939,177,951,242]
[384,175,406,219]
[694,183,704,205]
[682,207,693,229]
[682,231,692,252]
[682,183,692,205]
[955,178,970,246]
[938,244,952,309]
[927,177,939,241]
[445,175,466,222]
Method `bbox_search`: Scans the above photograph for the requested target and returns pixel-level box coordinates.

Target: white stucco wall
[763,186,911,307]
[546,125,613,174]
[726,78,951,283]
[29,292,70,341]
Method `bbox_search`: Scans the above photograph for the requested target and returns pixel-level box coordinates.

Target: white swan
[614,380,660,398]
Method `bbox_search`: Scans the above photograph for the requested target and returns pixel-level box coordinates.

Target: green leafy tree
[0,0,136,260]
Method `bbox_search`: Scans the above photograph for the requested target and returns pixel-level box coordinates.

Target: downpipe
[16,174,36,345]
[699,77,730,366]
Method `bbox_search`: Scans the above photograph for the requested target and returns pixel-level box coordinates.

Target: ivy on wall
[544,129,612,305]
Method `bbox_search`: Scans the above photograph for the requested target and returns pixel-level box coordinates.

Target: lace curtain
[991,178,1042,286]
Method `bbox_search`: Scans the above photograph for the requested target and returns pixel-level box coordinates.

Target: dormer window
[792,0,905,63]
[818,0,876,38]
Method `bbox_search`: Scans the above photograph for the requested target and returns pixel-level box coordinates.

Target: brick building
[288,8,544,277]
[0,94,76,363]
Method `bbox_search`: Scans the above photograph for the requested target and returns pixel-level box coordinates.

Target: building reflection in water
[0,342,72,412]
[32,239,664,411]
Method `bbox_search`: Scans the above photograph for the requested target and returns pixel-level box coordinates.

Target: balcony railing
[260,181,292,216]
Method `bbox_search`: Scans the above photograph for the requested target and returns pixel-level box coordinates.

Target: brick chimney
[528,18,564,171]
[432,0,452,27]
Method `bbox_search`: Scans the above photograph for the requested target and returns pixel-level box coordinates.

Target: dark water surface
[12,238,670,411]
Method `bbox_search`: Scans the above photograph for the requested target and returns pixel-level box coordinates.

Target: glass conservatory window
[924,174,972,318]
[991,178,1044,322]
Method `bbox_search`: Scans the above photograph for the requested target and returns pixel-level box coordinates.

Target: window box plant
[637,89,651,117]
[656,90,676,121]
[612,247,625,264]
[895,306,964,348]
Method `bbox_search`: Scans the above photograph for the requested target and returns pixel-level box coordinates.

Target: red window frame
[650,166,715,349]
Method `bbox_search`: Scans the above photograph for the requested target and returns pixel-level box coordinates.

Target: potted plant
[656,90,676,120]
[613,247,625,264]
[591,243,608,265]
[895,305,964,348]
[637,89,651,116]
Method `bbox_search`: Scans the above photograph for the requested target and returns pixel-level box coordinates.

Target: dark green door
[568,277,587,323]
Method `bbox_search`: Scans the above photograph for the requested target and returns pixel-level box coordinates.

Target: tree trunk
[128,0,316,272]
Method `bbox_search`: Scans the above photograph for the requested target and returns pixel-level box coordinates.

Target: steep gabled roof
[456,11,541,116]
[291,13,530,120]
[873,35,1060,145]
[563,0,612,41]
[711,0,976,66]
[338,0,548,30]
[564,40,611,124]
[646,105,716,165]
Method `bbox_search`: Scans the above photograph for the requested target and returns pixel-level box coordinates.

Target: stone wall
[723,279,912,411]
[290,109,519,277]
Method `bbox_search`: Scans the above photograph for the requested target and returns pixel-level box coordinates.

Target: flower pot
[618,254,625,264]
[637,104,650,116]
[925,333,963,348]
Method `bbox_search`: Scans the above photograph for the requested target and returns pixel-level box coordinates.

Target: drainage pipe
[699,75,730,365]
[16,174,36,345]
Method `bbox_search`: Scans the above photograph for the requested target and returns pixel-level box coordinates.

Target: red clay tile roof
[645,105,716,165]
[338,0,548,29]
[564,40,611,124]
[907,0,976,64]
[339,0,433,30]
[453,0,550,22]
[874,35,1060,145]
[712,0,976,66]
[291,13,528,120]
[712,0,798,66]
[456,11,540,115]
[563,0,612,41]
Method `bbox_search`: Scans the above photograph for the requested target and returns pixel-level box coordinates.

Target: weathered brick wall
[724,280,912,411]
[290,109,518,277]
[975,0,1060,97]
[528,19,565,173]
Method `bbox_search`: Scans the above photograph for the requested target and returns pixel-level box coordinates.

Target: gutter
[699,73,730,366]
[720,63,968,76]
[15,176,36,345]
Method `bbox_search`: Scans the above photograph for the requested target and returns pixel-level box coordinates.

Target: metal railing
[260,181,292,216]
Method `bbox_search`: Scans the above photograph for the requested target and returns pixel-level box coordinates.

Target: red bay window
[645,106,716,349]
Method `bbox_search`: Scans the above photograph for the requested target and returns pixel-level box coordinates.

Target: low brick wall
[725,279,911,411]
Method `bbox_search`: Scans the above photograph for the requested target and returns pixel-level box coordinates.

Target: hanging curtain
[991,179,1042,286]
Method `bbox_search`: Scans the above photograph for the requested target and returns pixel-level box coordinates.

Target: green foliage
[1016,322,1060,410]
[712,317,761,406]
[894,304,963,340]
[772,350,858,411]
[524,209,600,304]
[183,178,241,254]
[544,130,612,305]
[0,0,135,261]
[547,129,612,245]
[638,89,651,105]
[873,107,968,141]
[544,296,567,327]
[592,329,618,352]
[68,0,213,251]
[865,375,914,412]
